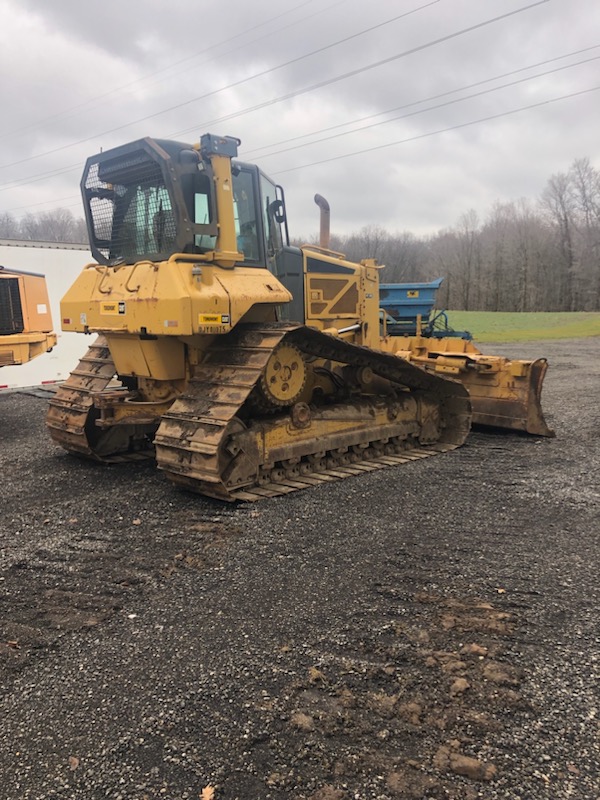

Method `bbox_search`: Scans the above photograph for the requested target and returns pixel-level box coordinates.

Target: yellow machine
[0,266,56,368]
[47,134,470,500]
[382,331,552,437]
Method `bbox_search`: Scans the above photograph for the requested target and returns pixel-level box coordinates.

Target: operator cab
[81,136,288,269]
[80,134,305,321]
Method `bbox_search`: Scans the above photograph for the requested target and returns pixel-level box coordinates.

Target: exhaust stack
[314,194,330,249]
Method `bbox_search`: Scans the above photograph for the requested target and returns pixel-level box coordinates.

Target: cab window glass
[233,170,260,262]
[260,174,282,256]
[119,185,176,260]
[194,191,216,251]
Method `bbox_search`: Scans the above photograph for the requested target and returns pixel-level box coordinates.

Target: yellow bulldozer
[46,134,472,500]
[0,266,56,369]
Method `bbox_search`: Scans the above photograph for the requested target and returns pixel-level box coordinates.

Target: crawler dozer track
[154,324,471,501]
[46,326,470,502]
[46,335,154,462]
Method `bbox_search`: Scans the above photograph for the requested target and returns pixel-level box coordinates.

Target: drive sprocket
[257,341,307,407]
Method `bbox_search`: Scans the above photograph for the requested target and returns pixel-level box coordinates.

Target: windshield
[85,149,180,264]
[117,185,176,260]
[233,169,260,262]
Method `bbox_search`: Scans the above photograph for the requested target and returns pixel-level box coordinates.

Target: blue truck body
[379,278,471,339]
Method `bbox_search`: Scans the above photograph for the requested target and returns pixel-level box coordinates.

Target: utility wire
[0,0,439,167]
[0,0,324,141]
[5,84,599,214]
[272,85,600,175]
[0,0,540,170]
[243,44,600,158]
[253,55,600,160]
[5,195,80,213]
[169,0,550,137]
[6,71,589,216]
[0,164,81,194]
[1,34,586,197]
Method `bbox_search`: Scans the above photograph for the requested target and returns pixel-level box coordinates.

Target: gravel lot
[0,338,598,800]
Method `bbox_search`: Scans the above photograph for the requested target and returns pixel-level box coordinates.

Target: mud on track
[0,338,598,799]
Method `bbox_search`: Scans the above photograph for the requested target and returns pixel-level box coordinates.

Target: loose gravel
[0,337,598,800]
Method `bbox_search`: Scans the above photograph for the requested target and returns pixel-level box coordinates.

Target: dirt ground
[0,338,598,800]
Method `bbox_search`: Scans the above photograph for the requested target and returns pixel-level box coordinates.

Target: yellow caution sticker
[198,313,230,325]
[100,301,126,315]
[407,290,419,298]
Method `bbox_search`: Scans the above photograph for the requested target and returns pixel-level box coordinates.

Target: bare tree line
[1,157,599,311]
[0,208,87,244]
[325,157,600,312]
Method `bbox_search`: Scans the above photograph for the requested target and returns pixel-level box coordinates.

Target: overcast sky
[0,0,599,238]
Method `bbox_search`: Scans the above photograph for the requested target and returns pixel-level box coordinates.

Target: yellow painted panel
[1,273,54,333]
[106,335,185,380]
[61,260,291,336]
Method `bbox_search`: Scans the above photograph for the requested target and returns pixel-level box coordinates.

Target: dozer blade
[384,338,554,438]
[467,357,554,437]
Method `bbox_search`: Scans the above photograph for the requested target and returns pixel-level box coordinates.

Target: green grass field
[441,311,600,342]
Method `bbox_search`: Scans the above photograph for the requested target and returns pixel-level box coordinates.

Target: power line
[3,37,596,196]
[0,0,540,171]
[0,2,568,205]
[0,0,439,168]
[0,0,323,141]
[271,85,600,175]
[169,0,550,137]
[0,164,81,194]
[253,55,600,160]
[4,195,80,213]
[5,87,599,215]
[242,44,600,158]
[3,42,592,197]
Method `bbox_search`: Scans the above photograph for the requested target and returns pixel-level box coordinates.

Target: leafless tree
[569,158,600,309]
[0,212,20,238]
[540,172,576,310]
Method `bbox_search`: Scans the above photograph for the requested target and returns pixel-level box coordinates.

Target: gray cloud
[1,0,599,237]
